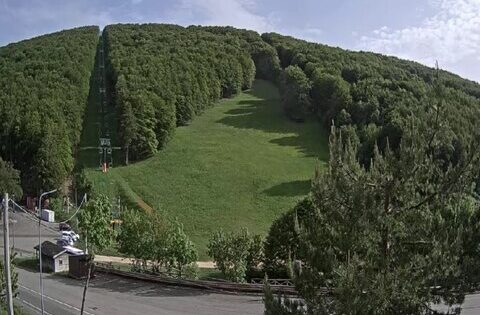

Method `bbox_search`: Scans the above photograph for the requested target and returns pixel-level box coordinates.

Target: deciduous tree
[78,194,114,315]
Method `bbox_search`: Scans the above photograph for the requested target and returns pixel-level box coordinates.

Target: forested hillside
[104,24,261,161]
[0,26,99,194]
[106,24,480,168]
[261,34,480,313]
[260,33,480,165]
[3,23,480,220]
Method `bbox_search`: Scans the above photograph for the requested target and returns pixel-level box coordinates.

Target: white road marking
[16,297,54,315]
[19,284,96,315]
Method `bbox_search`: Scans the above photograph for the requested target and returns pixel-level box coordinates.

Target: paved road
[1,209,263,315]
[4,208,480,314]
[1,209,58,257]
[16,268,263,315]
[433,295,480,314]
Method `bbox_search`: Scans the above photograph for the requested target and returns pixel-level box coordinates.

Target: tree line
[105,25,480,171]
[261,32,480,167]
[0,26,99,194]
[263,80,480,314]
[104,24,265,161]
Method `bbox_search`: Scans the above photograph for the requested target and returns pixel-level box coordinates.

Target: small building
[34,241,70,273]
[69,254,94,279]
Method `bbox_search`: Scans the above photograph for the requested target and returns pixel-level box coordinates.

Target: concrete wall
[54,253,70,273]
[41,254,70,272]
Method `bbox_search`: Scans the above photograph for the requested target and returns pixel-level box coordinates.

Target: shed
[34,241,70,273]
[69,254,94,279]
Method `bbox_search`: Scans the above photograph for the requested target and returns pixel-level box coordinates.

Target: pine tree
[265,83,480,314]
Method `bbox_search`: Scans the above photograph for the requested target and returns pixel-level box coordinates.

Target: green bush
[182,263,199,280]
[166,220,198,277]
[263,198,315,277]
[118,209,198,278]
[207,228,263,283]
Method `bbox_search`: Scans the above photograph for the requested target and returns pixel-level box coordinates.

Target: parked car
[58,237,73,247]
[59,222,71,231]
[61,231,80,242]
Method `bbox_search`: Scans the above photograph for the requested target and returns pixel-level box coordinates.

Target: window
[59,259,63,265]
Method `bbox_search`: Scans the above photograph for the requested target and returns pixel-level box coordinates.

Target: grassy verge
[103,261,225,281]
[82,79,328,259]
[197,268,226,281]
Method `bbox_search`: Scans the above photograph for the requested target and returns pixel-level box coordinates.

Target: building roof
[63,246,84,256]
[34,241,67,259]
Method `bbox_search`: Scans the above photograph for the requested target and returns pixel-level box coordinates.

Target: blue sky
[1,0,479,82]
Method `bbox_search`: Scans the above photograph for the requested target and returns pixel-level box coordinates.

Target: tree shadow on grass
[269,135,328,158]
[217,80,329,160]
[263,179,311,197]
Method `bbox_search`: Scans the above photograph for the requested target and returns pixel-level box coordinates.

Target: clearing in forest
[84,80,329,257]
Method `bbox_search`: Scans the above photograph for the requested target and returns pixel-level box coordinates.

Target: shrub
[118,210,198,278]
[166,220,198,277]
[264,198,315,277]
[207,228,263,283]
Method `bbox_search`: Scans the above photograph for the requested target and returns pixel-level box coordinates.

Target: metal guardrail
[250,278,294,286]
[95,262,297,295]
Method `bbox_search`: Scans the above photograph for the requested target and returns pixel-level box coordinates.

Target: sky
[1,0,479,82]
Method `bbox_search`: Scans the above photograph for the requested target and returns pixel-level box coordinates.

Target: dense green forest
[105,24,269,161]
[259,32,480,165]
[105,24,480,169]
[3,23,480,217]
[0,26,99,194]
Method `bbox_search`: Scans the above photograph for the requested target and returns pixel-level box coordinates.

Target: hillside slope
[103,24,267,161]
[261,32,480,165]
[90,24,480,256]
[0,26,99,193]
[88,80,328,257]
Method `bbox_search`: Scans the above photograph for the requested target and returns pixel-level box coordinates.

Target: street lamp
[38,188,57,315]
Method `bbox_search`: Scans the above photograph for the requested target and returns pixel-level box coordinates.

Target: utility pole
[3,193,14,315]
[38,198,44,315]
[38,188,57,315]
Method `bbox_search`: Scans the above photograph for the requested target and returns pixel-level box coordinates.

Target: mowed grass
[85,80,329,258]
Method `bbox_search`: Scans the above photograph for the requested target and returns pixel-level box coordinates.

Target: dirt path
[95,255,216,269]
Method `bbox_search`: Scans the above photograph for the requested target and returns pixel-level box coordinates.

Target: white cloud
[358,0,480,82]
[167,0,274,33]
